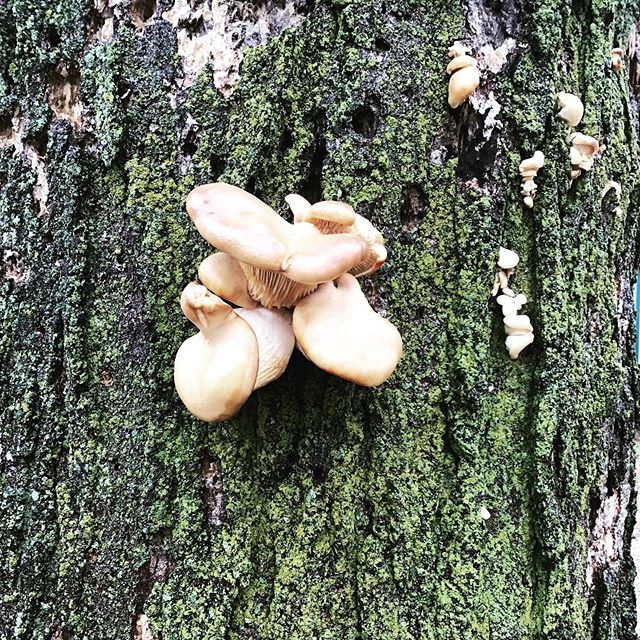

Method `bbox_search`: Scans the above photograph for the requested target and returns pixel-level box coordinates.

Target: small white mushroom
[497,293,527,317]
[447,43,480,109]
[504,314,534,336]
[556,92,584,127]
[518,150,544,208]
[505,333,534,359]
[568,132,600,180]
[498,247,519,270]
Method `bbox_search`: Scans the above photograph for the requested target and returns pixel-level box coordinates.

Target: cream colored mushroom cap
[446,54,478,74]
[292,273,402,386]
[235,307,295,389]
[448,65,480,108]
[506,332,534,359]
[504,314,534,336]
[198,252,258,309]
[498,247,520,270]
[174,283,259,422]
[556,92,584,127]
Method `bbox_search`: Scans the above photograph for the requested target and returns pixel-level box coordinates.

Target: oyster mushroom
[198,252,258,309]
[174,283,259,422]
[518,151,544,209]
[287,196,387,277]
[611,47,624,72]
[569,132,600,180]
[506,333,534,360]
[187,183,370,308]
[447,43,480,109]
[292,273,402,386]
[556,92,584,127]
[234,307,295,389]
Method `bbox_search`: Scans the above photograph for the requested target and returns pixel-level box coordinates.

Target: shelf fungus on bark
[569,132,600,180]
[518,151,544,208]
[176,182,402,421]
[556,91,584,127]
[446,42,480,109]
[492,248,533,359]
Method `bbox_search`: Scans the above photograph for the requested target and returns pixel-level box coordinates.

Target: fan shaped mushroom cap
[187,183,371,308]
[504,314,534,336]
[198,252,258,309]
[446,54,478,75]
[498,247,520,270]
[292,273,402,386]
[497,293,527,316]
[187,183,290,271]
[174,283,259,422]
[285,193,312,221]
[448,65,480,108]
[519,151,545,178]
[234,307,295,389]
[556,92,584,127]
[505,332,534,359]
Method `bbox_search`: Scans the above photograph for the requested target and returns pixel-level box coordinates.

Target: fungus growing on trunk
[292,273,402,386]
[446,42,480,109]
[518,151,544,209]
[556,92,584,127]
[175,183,402,421]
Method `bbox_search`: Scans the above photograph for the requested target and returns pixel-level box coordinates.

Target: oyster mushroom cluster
[174,183,403,422]
[518,150,544,209]
[493,248,534,360]
[446,41,480,109]
[555,91,601,181]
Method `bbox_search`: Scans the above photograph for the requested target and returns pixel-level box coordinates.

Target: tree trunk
[1,0,639,638]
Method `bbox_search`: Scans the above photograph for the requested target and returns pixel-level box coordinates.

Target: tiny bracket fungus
[175,183,402,421]
[518,151,544,209]
[447,41,480,109]
[568,132,601,181]
[492,248,534,359]
[556,92,584,128]
[611,47,624,72]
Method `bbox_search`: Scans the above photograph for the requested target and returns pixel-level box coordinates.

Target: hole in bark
[400,183,427,233]
[131,0,157,27]
[47,27,61,46]
[181,130,198,157]
[299,110,327,203]
[279,129,293,153]
[246,175,256,193]
[312,465,328,484]
[209,153,225,180]
[352,96,380,138]
[86,8,106,35]
[202,454,225,529]
[118,81,133,108]
[375,37,390,51]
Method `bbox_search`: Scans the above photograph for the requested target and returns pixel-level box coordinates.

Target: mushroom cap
[497,247,520,270]
[198,252,258,309]
[187,183,374,308]
[446,54,478,74]
[448,42,471,58]
[497,293,527,316]
[175,283,259,422]
[292,273,402,386]
[556,92,584,127]
[601,180,622,201]
[285,193,312,221]
[448,65,480,108]
[518,151,544,177]
[504,314,534,336]
[506,332,534,359]
[234,307,295,389]
[187,183,290,271]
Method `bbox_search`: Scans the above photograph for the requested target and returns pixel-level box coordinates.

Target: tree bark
[1,0,639,638]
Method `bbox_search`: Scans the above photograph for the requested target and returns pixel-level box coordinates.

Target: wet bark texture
[1,0,640,638]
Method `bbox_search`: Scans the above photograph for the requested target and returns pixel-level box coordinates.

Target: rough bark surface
[1,0,640,638]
